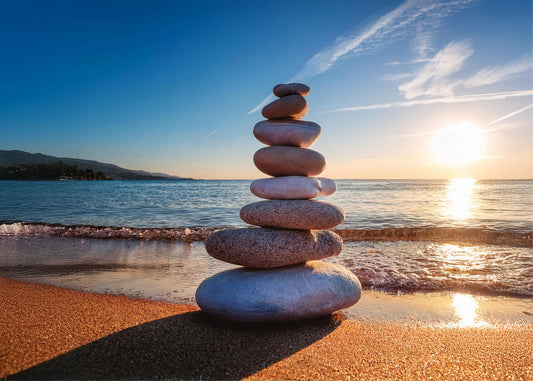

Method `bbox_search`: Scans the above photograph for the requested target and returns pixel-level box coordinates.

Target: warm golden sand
[1,276,531,380]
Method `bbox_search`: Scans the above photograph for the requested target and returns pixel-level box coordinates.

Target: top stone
[273,83,311,98]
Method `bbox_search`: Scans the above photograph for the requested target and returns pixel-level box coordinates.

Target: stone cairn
[196,83,362,322]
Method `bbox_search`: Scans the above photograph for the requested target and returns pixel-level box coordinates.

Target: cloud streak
[392,102,533,138]
[207,126,230,137]
[293,0,475,82]
[464,56,533,88]
[381,73,413,81]
[247,94,275,115]
[248,0,475,114]
[325,90,533,112]
[292,0,415,81]
[395,46,533,100]
[398,41,473,99]
[485,103,533,128]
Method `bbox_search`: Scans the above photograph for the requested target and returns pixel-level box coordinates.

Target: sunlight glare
[445,178,476,220]
[433,121,486,167]
[452,294,477,326]
[450,293,488,327]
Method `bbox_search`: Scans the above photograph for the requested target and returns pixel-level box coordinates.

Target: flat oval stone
[254,146,326,177]
[251,176,336,200]
[240,200,345,229]
[262,94,308,119]
[205,228,342,268]
[273,83,311,98]
[195,261,361,322]
[253,119,321,148]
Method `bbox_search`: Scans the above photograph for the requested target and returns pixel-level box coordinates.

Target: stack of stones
[196,83,361,322]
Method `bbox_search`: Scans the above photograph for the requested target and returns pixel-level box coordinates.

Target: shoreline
[1,276,532,380]
[6,273,533,326]
[1,221,531,247]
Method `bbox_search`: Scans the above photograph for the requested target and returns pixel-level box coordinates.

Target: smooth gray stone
[195,261,362,322]
[262,94,308,119]
[240,200,345,229]
[273,83,311,98]
[250,176,336,200]
[205,227,342,268]
[253,146,326,177]
[253,119,321,148]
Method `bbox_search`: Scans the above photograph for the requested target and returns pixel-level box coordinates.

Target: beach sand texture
[1,276,531,380]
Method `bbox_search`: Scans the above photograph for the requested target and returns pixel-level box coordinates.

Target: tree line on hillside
[0,161,111,180]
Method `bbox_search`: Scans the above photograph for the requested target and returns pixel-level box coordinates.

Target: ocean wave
[332,241,533,297]
[334,227,532,248]
[0,222,216,242]
[0,222,531,247]
[340,262,533,298]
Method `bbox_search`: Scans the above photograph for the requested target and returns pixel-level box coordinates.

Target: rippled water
[1,236,531,298]
[0,236,531,324]
[0,178,532,305]
[1,179,532,232]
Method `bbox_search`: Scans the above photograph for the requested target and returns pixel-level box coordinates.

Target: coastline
[2,276,532,380]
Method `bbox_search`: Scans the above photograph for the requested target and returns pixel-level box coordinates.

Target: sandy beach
[1,276,531,380]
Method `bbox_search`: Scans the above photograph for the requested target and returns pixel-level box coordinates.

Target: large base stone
[195,261,361,322]
[205,228,342,268]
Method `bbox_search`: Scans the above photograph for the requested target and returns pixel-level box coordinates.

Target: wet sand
[1,276,532,380]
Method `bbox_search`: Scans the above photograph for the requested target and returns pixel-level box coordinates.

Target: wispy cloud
[247,94,275,115]
[248,0,475,114]
[411,30,435,61]
[292,0,415,81]
[395,48,532,100]
[485,103,533,128]
[464,56,533,88]
[325,90,533,112]
[293,0,475,82]
[392,103,533,138]
[398,41,473,99]
[389,105,531,164]
[381,73,413,81]
[207,126,230,137]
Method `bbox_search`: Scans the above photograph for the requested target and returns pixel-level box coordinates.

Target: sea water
[1,179,532,324]
[1,179,532,231]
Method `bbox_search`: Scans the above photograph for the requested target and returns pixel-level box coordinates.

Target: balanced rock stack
[196,83,361,322]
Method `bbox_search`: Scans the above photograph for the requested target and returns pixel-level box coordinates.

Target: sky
[1,0,532,179]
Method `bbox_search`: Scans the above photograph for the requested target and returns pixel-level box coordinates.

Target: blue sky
[1,0,531,179]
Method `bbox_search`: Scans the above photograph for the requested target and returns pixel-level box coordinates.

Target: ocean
[1,179,532,323]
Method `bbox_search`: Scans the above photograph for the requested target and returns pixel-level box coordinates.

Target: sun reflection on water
[452,294,477,326]
[450,293,489,327]
[444,178,476,220]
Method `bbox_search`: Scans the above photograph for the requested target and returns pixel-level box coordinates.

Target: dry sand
[1,276,531,380]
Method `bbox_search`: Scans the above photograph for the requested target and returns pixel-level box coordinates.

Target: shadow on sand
[11,311,341,380]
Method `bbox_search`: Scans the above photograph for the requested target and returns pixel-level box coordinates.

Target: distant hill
[0,150,192,180]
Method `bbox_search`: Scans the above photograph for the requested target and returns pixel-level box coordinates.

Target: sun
[433,121,486,167]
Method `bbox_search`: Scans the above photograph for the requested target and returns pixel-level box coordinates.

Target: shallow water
[1,178,531,323]
[0,236,531,325]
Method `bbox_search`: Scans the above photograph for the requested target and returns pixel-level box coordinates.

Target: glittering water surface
[0,235,531,298]
[0,179,532,322]
[1,179,532,231]
[0,236,531,324]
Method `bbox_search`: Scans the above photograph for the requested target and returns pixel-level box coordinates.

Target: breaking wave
[0,221,531,247]
[0,222,216,242]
